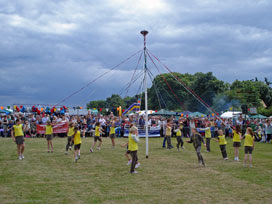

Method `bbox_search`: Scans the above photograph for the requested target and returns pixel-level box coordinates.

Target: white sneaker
[18,156,22,160]
[135,163,141,169]
[224,157,228,160]
[75,157,78,163]
[127,160,132,165]
[90,148,93,153]
[131,171,138,174]
[97,147,101,151]
[250,164,253,168]
[21,155,24,159]
[65,151,68,155]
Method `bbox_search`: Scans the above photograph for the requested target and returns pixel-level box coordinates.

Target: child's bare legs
[50,140,53,152]
[47,140,50,151]
[126,152,132,165]
[21,143,24,155]
[111,138,115,147]
[234,147,239,159]
[125,153,130,161]
[74,149,78,161]
[17,144,24,158]
[98,140,102,148]
[17,144,21,157]
[92,141,97,149]
[249,154,253,166]
[244,154,248,166]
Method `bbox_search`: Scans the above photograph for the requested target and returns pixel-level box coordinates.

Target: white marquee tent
[220,111,242,118]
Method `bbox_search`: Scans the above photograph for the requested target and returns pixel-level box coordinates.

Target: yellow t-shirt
[110,127,115,135]
[258,132,261,139]
[166,127,172,136]
[74,131,81,145]
[218,135,227,145]
[244,134,254,147]
[45,125,53,135]
[205,128,211,138]
[95,126,100,137]
[128,133,138,151]
[176,129,182,137]
[13,124,23,137]
[233,130,241,142]
[68,127,74,137]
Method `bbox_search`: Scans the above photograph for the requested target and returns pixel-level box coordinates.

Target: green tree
[258,83,272,108]
[86,73,272,116]
[186,72,228,112]
[228,80,261,106]
[148,72,193,111]
[86,100,106,109]
[105,94,124,108]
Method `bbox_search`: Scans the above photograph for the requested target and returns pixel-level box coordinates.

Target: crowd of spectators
[0,111,271,143]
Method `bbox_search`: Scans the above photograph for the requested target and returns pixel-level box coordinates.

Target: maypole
[140,30,149,159]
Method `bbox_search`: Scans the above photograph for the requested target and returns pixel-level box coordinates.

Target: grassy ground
[0,136,272,204]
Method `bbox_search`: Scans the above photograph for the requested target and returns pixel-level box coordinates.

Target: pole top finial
[140,30,148,36]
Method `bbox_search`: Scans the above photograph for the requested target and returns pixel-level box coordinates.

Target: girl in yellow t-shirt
[165,119,173,150]
[65,122,74,154]
[243,127,255,167]
[213,129,228,160]
[109,121,116,149]
[90,122,104,152]
[174,124,184,151]
[72,126,82,163]
[128,126,139,173]
[45,120,54,153]
[11,119,25,160]
[232,125,242,161]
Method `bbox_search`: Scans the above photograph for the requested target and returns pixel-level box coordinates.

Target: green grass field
[0,136,272,204]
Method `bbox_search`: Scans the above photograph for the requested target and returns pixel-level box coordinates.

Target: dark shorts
[110,134,115,139]
[46,134,53,141]
[94,136,102,142]
[244,146,253,154]
[15,136,24,145]
[74,144,81,150]
[233,142,241,147]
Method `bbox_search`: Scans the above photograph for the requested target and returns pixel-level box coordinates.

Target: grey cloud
[0,0,272,107]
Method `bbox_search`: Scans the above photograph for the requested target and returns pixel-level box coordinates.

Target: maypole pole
[140,30,149,159]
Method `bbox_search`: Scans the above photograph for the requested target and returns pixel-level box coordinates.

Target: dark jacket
[188,133,205,148]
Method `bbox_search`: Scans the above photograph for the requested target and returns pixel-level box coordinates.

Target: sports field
[0,137,271,204]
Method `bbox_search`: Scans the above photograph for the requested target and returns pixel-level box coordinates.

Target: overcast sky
[1,0,272,107]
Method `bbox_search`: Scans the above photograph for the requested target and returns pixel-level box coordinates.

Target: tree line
[87,72,272,116]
